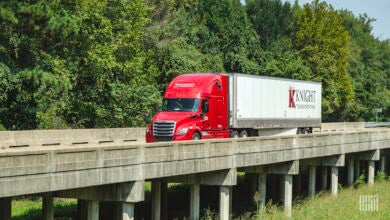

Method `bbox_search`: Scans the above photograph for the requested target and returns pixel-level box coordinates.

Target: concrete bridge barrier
[0,127,146,149]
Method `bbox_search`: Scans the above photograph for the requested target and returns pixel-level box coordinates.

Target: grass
[251,179,390,220]
[12,197,77,220]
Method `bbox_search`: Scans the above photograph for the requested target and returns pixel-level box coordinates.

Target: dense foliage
[0,0,388,129]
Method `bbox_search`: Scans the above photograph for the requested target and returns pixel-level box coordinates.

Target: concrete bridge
[0,124,389,219]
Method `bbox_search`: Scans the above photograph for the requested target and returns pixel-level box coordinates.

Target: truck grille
[153,121,175,141]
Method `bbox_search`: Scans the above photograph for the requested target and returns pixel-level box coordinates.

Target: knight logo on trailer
[289,87,296,108]
[289,86,317,109]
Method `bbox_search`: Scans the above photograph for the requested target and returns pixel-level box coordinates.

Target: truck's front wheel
[192,132,201,140]
[232,130,239,138]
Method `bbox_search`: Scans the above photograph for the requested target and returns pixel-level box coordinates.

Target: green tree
[339,10,390,121]
[0,0,160,129]
[246,0,296,48]
[295,0,353,121]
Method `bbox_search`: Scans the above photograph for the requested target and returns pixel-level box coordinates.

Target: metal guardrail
[365,122,390,128]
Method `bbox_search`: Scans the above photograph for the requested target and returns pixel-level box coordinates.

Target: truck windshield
[162,98,199,112]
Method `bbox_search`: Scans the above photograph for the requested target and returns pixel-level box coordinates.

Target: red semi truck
[145,73,321,142]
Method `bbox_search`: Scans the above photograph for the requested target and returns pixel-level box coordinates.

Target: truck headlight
[177,127,189,135]
[146,125,152,134]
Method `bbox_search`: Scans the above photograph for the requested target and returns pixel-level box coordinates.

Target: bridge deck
[0,129,389,198]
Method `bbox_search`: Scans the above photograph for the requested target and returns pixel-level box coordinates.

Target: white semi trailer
[228,73,322,136]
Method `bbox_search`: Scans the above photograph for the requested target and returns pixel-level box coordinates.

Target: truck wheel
[240,130,248,138]
[303,128,309,134]
[192,132,201,140]
[232,130,239,138]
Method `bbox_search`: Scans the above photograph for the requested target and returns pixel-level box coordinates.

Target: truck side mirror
[143,113,151,123]
[154,103,160,112]
[201,100,209,114]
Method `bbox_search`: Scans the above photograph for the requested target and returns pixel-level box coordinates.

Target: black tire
[240,130,248,138]
[232,130,239,138]
[192,132,201,140]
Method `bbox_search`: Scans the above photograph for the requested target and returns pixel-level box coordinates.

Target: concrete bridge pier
[354,150,380,185]
[257,173,267,206]
[219,186,231,220]
[56,181,144,220]
[240,160,299,216]
[380,155,386,173]
[116,202,135,220]
[43,193,54,220]
[0,197,11,220]
[308,166,316,198]
[151,181,162,220]
[354,160,361,180]
[168,168,237,220]
[245,172,267,206]
[267,160,299,217]
[302,155,345,196]
[347,159,355,187]
[368,161,375,185]
[321,167,328,189]
[283,175,293,217]
[86,200,99,220]
[151,180,168,220]
[331,167,338,196]
[190,184,200,220]
[76,199,99,220]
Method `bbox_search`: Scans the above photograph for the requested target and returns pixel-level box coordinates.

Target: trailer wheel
[240,130,248,138]
[192,132,201,140]
[303,128,311,134]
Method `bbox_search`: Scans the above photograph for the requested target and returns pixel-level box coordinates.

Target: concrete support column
[347,159,354,187]
[257,174,267,206]
[122,202,135,220]
[151,182,161,220]
[283,175,293,217]
[322,167,328,189]
[0,197,11,220]
[354,160,360,180]
[87,200,99,220]
[368,161,375,185]
[219,186,231,220]
[380,155,386,173]
[114,202,135,220]
[161,182,168,220]
[43,193,54,220]
[308,166,316,198]
[331,167,338,196]
[190,184,200,220]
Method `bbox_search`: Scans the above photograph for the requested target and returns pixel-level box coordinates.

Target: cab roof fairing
[164,73,226,99]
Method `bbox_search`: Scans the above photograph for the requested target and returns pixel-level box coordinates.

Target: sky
[241,0,390,40]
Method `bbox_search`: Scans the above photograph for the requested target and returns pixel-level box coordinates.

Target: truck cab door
[200,99,210,131]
